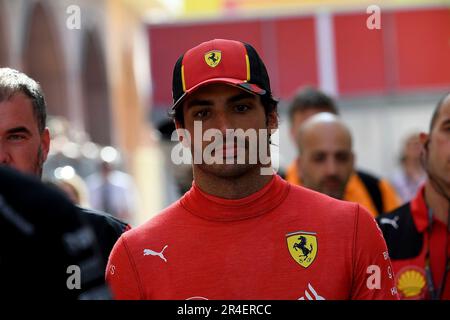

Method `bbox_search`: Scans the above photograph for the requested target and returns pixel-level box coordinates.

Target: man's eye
[336,153,350,163]
[234,104,250,113]
[8,134,26,141]
[193,110,210,119]
[313,154,326,163]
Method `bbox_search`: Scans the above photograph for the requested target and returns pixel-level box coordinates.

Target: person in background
[86,160,138,224]
[295,112,355,201]
[390,132,427,204]
[0,67,129,284]
[377,93,450,300]
[53,172,91,208]
[286,86,400,217]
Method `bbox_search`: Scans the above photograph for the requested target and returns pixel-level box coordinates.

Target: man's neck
[193,165,273,199]
[424,179,449,226]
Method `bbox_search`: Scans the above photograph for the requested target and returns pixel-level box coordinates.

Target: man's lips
[210,144,246,157]
[322,178,341,189]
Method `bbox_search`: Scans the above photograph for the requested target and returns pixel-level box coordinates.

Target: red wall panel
[334,13,386,95]
[274,17,318,99]
[394,8,450,90]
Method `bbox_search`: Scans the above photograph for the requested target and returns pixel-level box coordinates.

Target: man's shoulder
[288,183,359,210]
[119,201,184,244]
[376,202,423,259]
[286,183,360,222]
[376,202,411,233]
[77,206,129,235]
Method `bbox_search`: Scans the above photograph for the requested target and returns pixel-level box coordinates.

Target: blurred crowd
[41,116,139,225]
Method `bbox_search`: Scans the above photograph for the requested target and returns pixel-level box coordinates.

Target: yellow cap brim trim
[245,54,250,81]
[181,65,186,92]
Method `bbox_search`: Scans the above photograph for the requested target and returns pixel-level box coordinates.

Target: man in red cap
[106,39,398,300]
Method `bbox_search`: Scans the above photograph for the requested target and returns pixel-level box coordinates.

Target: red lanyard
[424,208,450,300]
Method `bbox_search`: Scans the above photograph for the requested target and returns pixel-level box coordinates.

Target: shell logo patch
[396,266,427,299]
[286,231,318,268]
[204,50,221,67]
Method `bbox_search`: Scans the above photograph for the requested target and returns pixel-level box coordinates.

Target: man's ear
[174,120,183,134]
[40,128,50,162]
[419,132,429,150]
[175,120,191,148]
[267,111,278,132]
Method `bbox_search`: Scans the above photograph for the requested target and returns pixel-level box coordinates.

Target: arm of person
[106,236,144,299]
[351,205,399,300]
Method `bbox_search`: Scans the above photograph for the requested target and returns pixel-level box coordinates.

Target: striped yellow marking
[245,54,250,81]
[181,65,186,92]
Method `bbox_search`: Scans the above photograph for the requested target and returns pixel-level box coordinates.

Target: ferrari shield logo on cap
[204,50,221,67]
[286,231,318,268]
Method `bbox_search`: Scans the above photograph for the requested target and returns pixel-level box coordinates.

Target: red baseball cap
[171,39,272,112]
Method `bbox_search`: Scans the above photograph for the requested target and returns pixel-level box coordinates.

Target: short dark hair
[429,92,450,132]
[0,68,47,133]
[168,92,278,127]
[288,86,338,124]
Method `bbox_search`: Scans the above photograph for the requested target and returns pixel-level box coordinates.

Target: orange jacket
[286,160,400,217]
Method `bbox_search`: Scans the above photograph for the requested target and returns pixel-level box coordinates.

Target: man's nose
[0,144,11,165]
[215,113,233,136]
[324,158,338,175]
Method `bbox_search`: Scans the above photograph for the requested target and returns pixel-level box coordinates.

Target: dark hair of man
[288,86,339,124]
[429,92,450,133]
[0,68,47,133]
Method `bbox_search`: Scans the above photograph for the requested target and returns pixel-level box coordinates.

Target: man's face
[424,96,450,191]
[403,134,423,162]
[0,93,50,177]
[179,83,276,178]
[298,122,354,199]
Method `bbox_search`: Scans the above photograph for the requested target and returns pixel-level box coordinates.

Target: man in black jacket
[0,166,111,299]
[0,67,129,297]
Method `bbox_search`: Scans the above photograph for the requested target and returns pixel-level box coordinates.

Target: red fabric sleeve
[351,205,399,300]
[106,236,143,300]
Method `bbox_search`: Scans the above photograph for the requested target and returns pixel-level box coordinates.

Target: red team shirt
[382,187,450,300]
[106,175,398,300]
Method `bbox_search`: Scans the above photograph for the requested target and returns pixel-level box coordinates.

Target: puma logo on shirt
[143,245,168,262]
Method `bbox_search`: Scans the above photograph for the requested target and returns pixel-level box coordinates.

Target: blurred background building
[1,0,449,224]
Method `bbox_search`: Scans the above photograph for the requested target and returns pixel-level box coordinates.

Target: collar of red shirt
[410,183,449,233]
[411,185,430,233]
[180,174,290,222]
